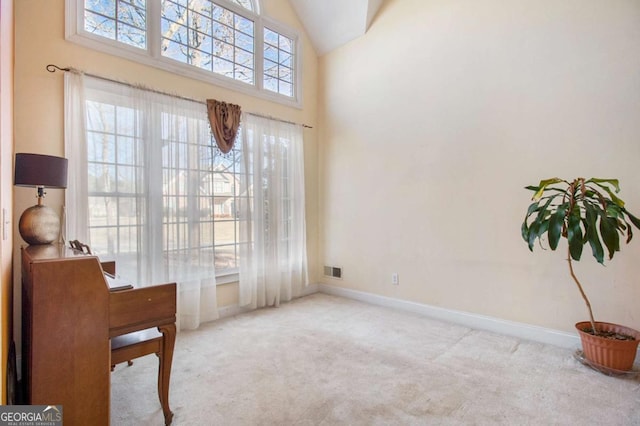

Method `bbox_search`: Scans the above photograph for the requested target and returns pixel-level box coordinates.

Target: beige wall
[13,0,319,316]
[14,0,640,346]
[319,0,640,333]
[1,0,15,404]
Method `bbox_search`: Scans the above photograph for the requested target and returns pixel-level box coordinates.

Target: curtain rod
[46,64,313,129]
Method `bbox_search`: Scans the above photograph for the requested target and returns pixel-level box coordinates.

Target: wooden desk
[109,279,176,425]
[21,244,176,426]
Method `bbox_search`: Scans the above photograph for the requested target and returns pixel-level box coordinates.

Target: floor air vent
[324,266,342,279]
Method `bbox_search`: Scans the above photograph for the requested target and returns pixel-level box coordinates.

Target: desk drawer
[109,283,176,337]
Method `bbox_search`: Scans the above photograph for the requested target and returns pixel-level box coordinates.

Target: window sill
[216,272,239,285]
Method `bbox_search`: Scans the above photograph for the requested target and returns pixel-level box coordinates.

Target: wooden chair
[111,328,174,425]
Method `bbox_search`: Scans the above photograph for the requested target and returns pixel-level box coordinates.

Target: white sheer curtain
[238,114,308,309]
[64,73,218,330]
[64,72,89,244]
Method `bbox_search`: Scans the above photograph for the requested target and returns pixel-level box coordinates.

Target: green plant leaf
[528,221,539,251]
[585,204,605,264]
[531,178,564,201]
[619,209,640,244]
[522,201,540,243]
[588,178,620,192]
[526,197,553,251]
[567,206,583,261]
[626,218,634,243]
[589,182,625,208]
[622,208,640,230]
[527,218,551,251]
[606,203,623,218]
[548,203,569,250]
[605,203,632,235]
[599,216,620,260]
[525,201,540,218]
[539,219,550,236]
[521,221,529,243]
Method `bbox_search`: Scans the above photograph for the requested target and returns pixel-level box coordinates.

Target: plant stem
[567,246,597,334]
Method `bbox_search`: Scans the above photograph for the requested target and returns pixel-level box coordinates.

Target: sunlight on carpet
[111,293,640,425]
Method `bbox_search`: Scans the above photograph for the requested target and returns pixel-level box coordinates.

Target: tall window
[85,98,144,258]
[81,78,243,279]
[65,73,308,326]
[67,0,300,105]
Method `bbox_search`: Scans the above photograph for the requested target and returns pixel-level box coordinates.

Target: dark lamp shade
[14,153,68,188]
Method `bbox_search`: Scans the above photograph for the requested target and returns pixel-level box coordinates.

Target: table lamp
[14,153,68,245]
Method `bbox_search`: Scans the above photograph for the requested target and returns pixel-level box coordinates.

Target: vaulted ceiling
[288,0,385,56]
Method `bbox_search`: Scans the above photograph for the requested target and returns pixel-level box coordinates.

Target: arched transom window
[229,0,256,12]
[66,0,299,105]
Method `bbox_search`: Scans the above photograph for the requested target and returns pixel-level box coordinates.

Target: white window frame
[261,17,299,98]
[65,0,302,108]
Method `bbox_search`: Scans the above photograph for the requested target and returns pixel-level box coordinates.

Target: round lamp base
[19,204,60,245]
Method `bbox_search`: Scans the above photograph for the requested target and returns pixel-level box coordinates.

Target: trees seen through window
[73,0,298,103]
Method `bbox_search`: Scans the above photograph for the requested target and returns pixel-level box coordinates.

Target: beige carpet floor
[110,293,640,425]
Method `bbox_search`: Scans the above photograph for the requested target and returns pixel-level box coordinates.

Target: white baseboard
[217,283,320,320]
[217,304,255,319]
[300,282,320,297]
[317,284,581,350]
[215,282,640,359]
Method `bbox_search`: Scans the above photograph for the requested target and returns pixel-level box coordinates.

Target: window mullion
[70,0,83,39]
[148,1,161,58]
[255,17,264,91]
[293,33,300,101]
[145,107,165,284]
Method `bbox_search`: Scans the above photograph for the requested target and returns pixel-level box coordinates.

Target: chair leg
[111,328,174,424]
[111,360,134,372]
[158,324,176,426]
[156,352,163,407]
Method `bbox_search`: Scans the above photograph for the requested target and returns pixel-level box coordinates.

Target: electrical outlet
[392,273,399,285]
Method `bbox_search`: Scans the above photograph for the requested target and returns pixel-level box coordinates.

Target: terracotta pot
[575,321,640,371]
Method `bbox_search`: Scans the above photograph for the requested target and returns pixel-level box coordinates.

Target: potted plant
[521,178,640,372]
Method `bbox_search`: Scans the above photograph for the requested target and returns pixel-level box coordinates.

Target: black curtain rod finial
[46,64,71,73]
